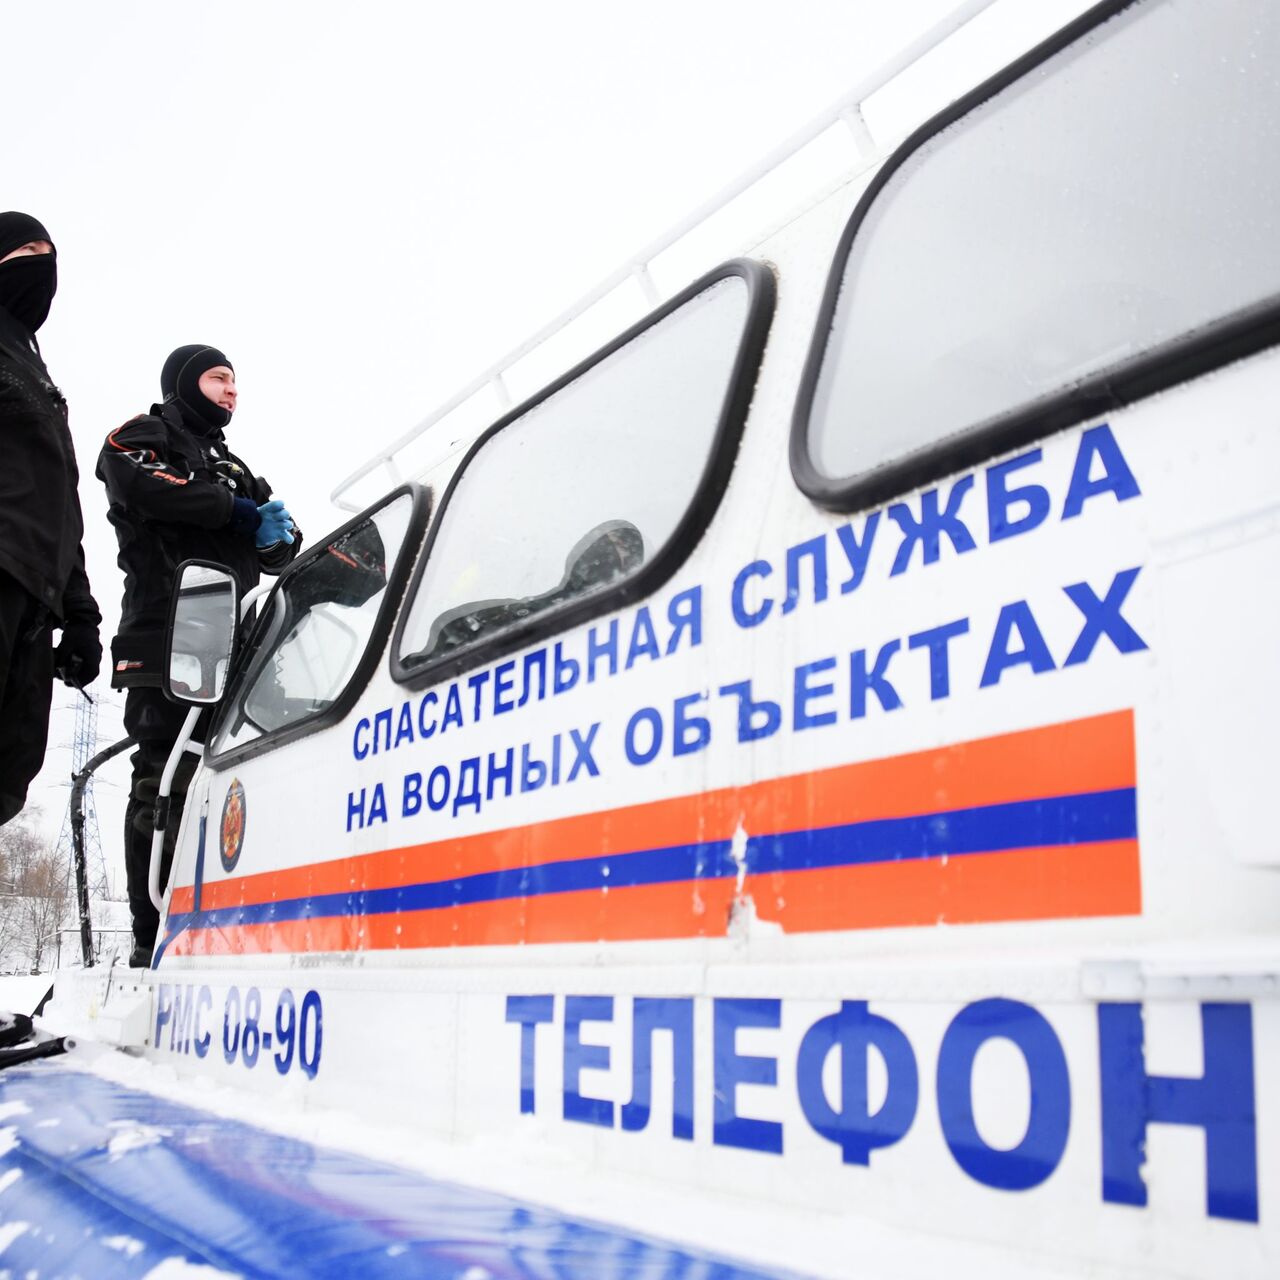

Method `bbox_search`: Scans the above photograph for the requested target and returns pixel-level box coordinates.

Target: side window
[210,490,421,759]
[793,0,1280,509]
[394,260,774,684]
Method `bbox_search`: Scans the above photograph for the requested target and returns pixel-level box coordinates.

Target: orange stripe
[179,711,1136,914]
[746,840,1141,931]
[106,421,155,461]
[167,879,744,957]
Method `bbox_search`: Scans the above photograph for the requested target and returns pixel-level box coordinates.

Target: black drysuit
[97,400,299,950]
[0,313,100,825]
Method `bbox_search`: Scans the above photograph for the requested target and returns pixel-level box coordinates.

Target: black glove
[54,621,102,690]
[227,496,262,537]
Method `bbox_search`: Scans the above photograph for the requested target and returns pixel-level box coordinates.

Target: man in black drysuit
[0,212,102,826]
[97,345,300,965]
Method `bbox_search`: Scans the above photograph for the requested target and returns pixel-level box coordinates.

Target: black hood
[160,343,235,433]
[0,212,56,338]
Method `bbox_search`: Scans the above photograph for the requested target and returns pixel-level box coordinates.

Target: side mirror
[164,561,239,705]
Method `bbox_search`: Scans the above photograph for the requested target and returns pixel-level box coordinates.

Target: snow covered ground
[0,976,53,1019]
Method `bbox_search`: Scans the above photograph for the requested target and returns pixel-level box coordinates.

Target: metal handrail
[329,0,1003,512]
[69,734,136,967]
[146,707,203,914]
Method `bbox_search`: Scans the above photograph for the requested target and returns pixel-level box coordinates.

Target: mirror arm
[240,580,275,620]
[148,704,204,914]
[150,578,276,915]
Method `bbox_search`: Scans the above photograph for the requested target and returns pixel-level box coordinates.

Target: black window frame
[206,482,432,770]
[791,0,1280,513]
[391,257,776,690]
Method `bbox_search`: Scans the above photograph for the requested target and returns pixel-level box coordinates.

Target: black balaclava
[161,343,235,432]
[0,212,57,353]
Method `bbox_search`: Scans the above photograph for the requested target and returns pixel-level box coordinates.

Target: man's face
[198,365,237,415]
[0,240,53,265]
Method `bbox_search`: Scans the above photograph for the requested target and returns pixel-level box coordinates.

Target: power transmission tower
[54,695,110,900]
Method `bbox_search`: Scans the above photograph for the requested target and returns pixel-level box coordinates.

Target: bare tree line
[0,811,71,973]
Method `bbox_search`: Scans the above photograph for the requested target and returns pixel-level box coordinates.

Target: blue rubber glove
[256,499,296,547]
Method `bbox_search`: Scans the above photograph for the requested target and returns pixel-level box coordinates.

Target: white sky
[8,0,1089,892]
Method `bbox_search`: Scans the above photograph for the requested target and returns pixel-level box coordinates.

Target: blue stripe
[167,788,1136,935]
[193,813,207,913]
[750,786,1136,874]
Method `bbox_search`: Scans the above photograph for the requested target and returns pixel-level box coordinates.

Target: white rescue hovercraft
[5,1,1279,1276]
